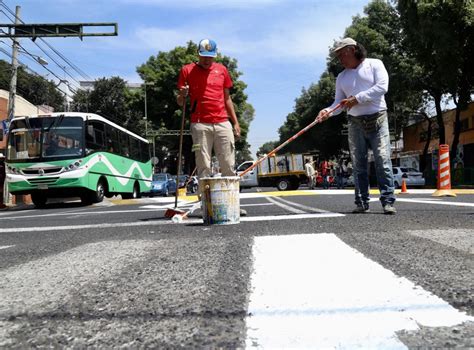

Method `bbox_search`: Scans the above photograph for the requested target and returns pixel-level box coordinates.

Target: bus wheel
[87,179,105,203]
[132,183,141,199]
[31,193,47,208]
[277,179,290,191]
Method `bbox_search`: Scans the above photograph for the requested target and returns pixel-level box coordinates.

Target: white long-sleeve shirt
[327,58,388,117]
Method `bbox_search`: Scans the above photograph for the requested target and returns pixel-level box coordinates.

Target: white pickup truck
[237,153,310,191]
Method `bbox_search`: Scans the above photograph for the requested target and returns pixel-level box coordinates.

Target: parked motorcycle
[187,176,198,194]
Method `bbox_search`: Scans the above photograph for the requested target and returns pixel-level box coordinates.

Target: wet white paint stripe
[266,196,306,214]
[396,198,474,207]
[270,195,330,213]
[140,203,274,210]
[0,208,167,221]
[245,234,473,349]
[0,213,345,233]
[0,245,14,250]
[241,213,344,221]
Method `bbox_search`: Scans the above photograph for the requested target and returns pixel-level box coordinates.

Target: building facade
[401,102,474,185]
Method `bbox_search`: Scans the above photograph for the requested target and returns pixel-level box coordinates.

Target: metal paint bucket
[200,176,240,225]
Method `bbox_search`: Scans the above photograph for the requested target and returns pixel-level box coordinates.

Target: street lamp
[143,81,154,136]
[143,81,155,171]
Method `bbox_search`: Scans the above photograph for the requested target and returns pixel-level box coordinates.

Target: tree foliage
[257,140,279,157]
[398,0,474,152]
[70,76,141,134]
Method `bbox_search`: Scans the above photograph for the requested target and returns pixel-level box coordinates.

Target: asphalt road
[0,188,473,348]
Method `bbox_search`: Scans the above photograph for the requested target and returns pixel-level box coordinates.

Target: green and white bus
[5,112,152,207]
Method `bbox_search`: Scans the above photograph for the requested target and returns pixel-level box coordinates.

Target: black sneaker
[352,204,370,213]
[383,204,397,215]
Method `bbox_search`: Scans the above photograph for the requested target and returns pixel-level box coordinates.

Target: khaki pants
[191,121,235,178]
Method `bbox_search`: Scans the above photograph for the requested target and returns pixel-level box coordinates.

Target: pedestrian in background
[315,37,396,214]
[0,153,6,209]
[336,159,347,189]
[305,159,316,189]
[320,158,330,189]
[177,39,241,179]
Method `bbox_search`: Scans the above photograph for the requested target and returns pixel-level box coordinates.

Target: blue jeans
[348,111,395,207]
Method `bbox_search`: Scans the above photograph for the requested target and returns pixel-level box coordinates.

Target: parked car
[392,167,425,188]
[149,173,177,196]
[176,175,189,189]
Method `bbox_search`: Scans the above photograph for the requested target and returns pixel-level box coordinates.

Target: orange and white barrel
[433,144,456,197]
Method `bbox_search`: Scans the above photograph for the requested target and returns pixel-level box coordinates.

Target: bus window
[120,132,130,157]
[130,137,140,161]
[105,125,120,154]
[85,121,106,153]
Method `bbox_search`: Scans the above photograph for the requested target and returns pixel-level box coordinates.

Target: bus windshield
[7,116,84,162]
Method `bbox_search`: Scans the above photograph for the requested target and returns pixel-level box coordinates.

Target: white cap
[0,153,4,158]
[331,37,357,55]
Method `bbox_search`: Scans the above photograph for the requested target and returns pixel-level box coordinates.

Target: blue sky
[1,0,370,158]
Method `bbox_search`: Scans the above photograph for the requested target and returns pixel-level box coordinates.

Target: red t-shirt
[177,62,233,123]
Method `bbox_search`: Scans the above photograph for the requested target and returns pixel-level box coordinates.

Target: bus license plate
[38,184,48,190]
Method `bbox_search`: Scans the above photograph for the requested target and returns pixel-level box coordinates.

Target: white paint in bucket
[200,176,240,225]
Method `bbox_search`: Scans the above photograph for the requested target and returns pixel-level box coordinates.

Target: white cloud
[125,3,361,64]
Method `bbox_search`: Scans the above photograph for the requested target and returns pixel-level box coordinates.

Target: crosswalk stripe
[246,234,473,348]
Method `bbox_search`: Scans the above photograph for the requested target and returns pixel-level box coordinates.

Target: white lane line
[241,213,344,221]
[246,234,473,349]
[0,245,15,250]
[0,208,166,221]
[139,202,274,210]
[270,195,330,213]
[266,196,306,214]
[396,198,474,207]
[0,213,345,233]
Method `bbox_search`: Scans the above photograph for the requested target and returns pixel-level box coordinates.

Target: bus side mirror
[87,125,94,136]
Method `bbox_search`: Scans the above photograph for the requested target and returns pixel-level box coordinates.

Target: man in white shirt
[315,37,396,214]
[305,159,317,189]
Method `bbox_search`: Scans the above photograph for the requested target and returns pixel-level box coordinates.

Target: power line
[0,2,92,85]
[0,46,74,98]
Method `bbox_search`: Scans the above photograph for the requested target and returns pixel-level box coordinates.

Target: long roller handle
[239,103,342,177]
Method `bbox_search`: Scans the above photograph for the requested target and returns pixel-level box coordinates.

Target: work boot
[383,203,397,215]
[352,203,369,213]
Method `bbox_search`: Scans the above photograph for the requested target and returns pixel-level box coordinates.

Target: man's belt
[348,111,386,133]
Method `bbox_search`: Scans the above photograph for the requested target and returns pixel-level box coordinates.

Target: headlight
[64,159,83,172]
[6,165,19,174]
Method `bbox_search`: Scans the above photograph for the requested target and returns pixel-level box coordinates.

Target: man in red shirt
[176,39,241,179]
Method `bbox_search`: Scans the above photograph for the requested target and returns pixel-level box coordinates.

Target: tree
[257,140,279,157]
[398,0,474,151]
[136,41,254,173]
[0,59,65,111]
[71,77,141,134]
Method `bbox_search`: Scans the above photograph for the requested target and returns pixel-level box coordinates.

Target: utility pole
[3,6,20,207]
[6,6,20,125]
